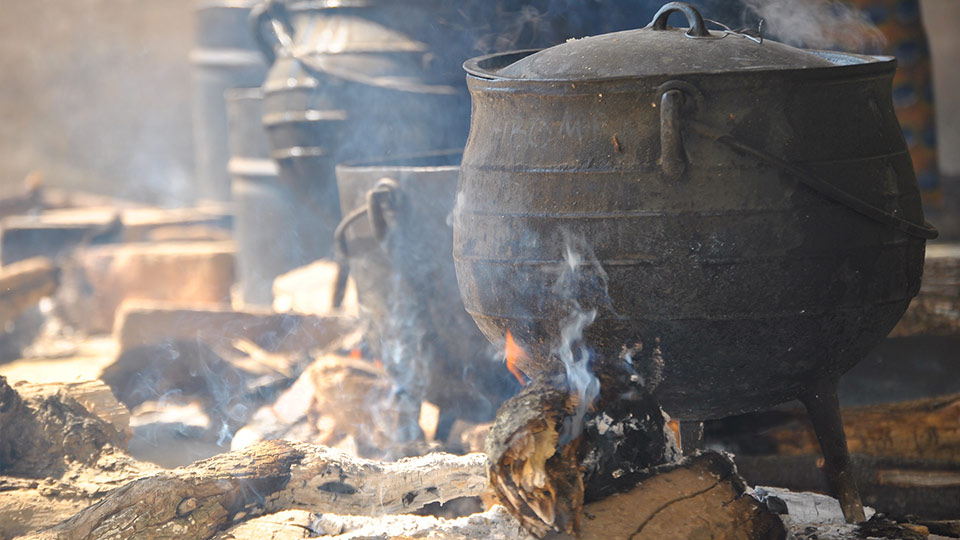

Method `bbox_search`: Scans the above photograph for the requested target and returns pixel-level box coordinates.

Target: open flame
[504,329,529,387]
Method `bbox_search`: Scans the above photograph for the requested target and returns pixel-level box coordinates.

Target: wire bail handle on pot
[331,178,403,308]
[249,0,295,65]
[652,82,938,239]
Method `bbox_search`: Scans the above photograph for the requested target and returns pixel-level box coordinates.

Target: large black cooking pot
[333,151,521,427]
[454,2,937,521]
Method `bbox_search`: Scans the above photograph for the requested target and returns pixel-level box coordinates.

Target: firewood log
[707,393,960,463]
[486,358,674,538]
[211,506,536,540]
[0,376,153,539]
[24,443,489,540]
[547,452,786,540]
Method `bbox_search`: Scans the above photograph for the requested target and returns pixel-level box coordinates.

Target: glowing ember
[504,329,529,386]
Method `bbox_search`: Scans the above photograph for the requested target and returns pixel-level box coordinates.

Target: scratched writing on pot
[503,107,588,148]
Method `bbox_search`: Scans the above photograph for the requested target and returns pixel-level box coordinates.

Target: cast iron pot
[333,151,521,428]
[453,2,937,521]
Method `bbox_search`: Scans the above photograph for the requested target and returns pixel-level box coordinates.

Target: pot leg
[679,421,704,455]
[800,380,866,524]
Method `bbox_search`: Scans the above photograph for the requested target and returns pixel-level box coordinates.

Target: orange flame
[504,329,529,386]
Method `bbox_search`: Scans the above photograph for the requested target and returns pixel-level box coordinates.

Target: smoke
[740,0,885,52]
[551,231,609,442]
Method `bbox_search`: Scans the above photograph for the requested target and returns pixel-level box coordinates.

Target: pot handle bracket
[657,80,704,180]
[331,178,403,308]
[249,0,295,65]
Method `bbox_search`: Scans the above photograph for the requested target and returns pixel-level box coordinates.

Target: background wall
[0,0,196,204]
[0,0,957,205]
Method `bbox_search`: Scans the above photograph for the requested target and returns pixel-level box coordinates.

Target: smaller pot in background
[333,151,521,430]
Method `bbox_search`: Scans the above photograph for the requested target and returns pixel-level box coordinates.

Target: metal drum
[226,88,302,306]
[333,151,521,426]
[191,1,268,202]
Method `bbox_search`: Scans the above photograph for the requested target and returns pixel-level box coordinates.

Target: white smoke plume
[741,0,885,52]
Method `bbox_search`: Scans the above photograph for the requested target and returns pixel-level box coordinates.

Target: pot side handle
[659,90,686,178]
[647,2,711,38]
[330,178,403,309]
[249,0,294,65]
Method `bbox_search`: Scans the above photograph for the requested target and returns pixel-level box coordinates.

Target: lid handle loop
[648,2,711,38]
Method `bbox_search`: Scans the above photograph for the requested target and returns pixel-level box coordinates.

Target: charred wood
[0,376,154,539]
[485,358,675,537]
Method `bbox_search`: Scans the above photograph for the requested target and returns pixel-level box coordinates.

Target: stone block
[113,299,354,355]
[59,241,236,332]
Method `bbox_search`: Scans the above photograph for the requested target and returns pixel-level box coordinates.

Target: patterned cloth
[850,0,940,204]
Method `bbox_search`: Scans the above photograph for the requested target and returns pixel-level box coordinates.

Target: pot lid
[485,2,836,80]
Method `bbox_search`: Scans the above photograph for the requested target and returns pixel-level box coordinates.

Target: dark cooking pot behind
[334,151,521,426]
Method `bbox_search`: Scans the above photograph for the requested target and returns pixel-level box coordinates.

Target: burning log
[485,353,679,537]
[555,452,787,540]
[25,442,488,540]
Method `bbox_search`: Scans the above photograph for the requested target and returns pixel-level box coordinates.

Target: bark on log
[25,442,489,540]
[486,355,674,538]
[0,376,132,477]
[0,377,153,539]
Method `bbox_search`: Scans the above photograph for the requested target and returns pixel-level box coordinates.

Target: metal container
[454,2,937,521]
[333,151,521,426]
[191,1,268,202]
[226,88,303,306]
[249,0,664,261]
